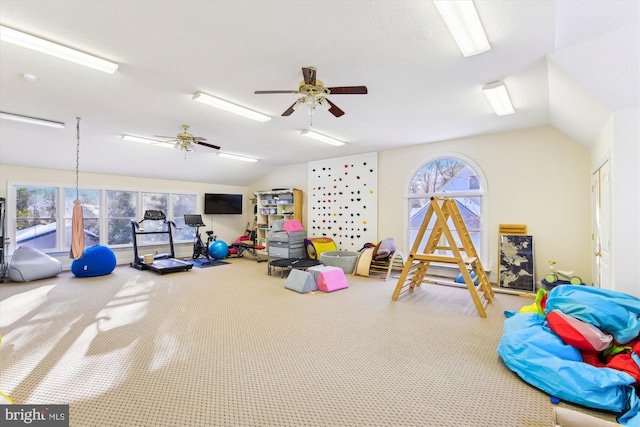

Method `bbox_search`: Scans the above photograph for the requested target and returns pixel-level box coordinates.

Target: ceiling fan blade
[325,98,345,117]
[154,135,178,139]
[282,101,297,116]
[196,141,221,150]
[254,90,299,94]
[193,137,207,142]
[327,86,368,95]
[302,67,316,86]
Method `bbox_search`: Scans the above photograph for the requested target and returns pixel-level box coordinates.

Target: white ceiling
[0,1,638,186]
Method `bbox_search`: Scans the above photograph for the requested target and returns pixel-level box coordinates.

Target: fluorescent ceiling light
[122,134,162,144]
[482,81,515,116]
[218,153,258,162]
[121,134,173,149]
[192,92,271,122]
[0,111,65,128]
[433,0,490,57]
[300,129,345,146]
[0,25,118,74]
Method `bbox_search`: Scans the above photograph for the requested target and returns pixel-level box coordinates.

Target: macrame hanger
[76,117,80,199]
[70,117,85,259]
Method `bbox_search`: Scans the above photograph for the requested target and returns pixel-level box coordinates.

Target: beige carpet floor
[0,257,619,426]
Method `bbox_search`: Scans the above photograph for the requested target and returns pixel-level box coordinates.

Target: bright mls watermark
[2,405,69,426]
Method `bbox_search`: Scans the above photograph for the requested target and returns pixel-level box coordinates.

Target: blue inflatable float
[498,285,640,426]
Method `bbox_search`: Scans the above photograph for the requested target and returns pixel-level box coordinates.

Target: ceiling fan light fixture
[300,129,345,147]
[318,98,331,111]
[218,153,258,162]
[482,81,515,116]
[179,141,193,151]
[292,98,305,111]
[433,0,490,57]
[0,111,65,128]
[192,91,271,122]
[0,25,118,74]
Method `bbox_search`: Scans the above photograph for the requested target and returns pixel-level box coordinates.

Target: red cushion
[606,353,640,384]
[547,309,613,352]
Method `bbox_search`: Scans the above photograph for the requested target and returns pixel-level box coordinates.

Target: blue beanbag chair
[71,245,116,277]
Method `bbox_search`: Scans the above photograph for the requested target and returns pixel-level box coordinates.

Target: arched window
[407,155,487,264]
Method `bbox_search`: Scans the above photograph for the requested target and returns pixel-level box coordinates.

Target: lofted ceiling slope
[0,1,638,186]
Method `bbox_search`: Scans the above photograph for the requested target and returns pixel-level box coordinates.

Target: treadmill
[130,210,193,274]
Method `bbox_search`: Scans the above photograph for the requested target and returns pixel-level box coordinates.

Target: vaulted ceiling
[1,1,638,186]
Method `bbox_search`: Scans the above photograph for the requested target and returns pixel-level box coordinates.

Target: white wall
[611,108,640,296]
[378,126,591,285]
[589,108,640,297]
[250,129,591,286]
[591,114,614,170]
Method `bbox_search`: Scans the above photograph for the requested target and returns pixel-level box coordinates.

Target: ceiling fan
[155,125,220,153]
[255,67,367,119]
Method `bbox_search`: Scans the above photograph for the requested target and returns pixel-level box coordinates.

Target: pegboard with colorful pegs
[308,152,378,250]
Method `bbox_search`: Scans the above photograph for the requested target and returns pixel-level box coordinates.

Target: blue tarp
[498,286,640,426]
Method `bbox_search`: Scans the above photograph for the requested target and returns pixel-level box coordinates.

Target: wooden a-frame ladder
[391,196,494,317]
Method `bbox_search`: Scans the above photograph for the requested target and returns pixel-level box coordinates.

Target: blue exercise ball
[455,271,478,285]
[208,240,229,260]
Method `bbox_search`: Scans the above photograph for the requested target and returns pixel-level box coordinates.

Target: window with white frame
[106,190,137,246]
[64,188,101,250]
[11,184,197,253]
[141,192,169,244]
[15,186,57,251]
[172,194,198,241]
[137,192,198,244]
[407,156,487,264]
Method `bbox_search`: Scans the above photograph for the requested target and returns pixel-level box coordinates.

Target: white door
[592,160,611,288]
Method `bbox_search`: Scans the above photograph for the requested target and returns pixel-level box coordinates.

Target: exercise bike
[184,214,215,264]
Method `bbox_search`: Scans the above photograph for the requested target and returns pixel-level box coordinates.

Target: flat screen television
[204,193,243,215]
